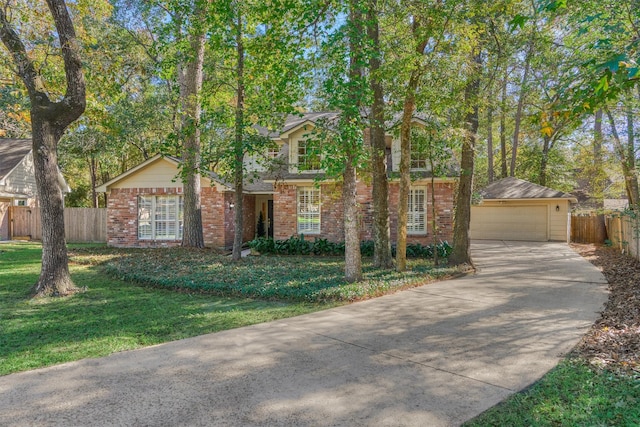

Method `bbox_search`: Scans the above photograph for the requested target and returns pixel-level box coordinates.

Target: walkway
[0,241,608,426]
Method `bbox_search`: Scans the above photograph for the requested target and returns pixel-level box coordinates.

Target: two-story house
[97,112,458,249]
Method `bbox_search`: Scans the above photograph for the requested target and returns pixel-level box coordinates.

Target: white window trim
[410,143,429,171]
[297,186,321,234]
[291,137,322,173]
[138,195,184,240]
[408,186,427,235]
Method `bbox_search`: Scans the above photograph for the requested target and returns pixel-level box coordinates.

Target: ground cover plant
[1,242,455,375]
[0,243,328,375]
[465,244,640,426]
[104,247,459,302]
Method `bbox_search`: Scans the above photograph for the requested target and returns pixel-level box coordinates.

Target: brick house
[97,112,457,249]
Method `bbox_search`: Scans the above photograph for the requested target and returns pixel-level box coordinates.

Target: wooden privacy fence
[605,214,640,260]
[11,206,107,243]
[571,214,607,244]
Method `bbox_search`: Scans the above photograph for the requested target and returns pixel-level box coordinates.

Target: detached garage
[471,177,577,242]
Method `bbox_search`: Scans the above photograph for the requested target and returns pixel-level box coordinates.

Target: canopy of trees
[2,0,638,286]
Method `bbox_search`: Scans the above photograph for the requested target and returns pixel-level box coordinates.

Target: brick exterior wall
[106,180,454,249]
[271,180,455,245]
[107,186,232,249]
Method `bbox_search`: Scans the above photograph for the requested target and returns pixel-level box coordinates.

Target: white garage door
[470,205,548,241]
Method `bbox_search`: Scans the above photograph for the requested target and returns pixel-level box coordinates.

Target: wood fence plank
[10,207,107,242]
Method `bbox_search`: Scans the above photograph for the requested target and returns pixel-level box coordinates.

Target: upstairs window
[297,139,321,171]
[407,187,426,234]
[410,143,428,170]
[138,195,183,240]
[266,141,280,159]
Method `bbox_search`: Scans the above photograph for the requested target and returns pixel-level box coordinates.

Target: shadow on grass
[0,244,325,375]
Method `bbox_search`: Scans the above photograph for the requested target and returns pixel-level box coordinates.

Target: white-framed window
[138,195,183,240]
[14,199,27,206]
[407,186,426,234]
[297,186,321,234]
[297,139,321,171]
[266,141,280,159]
[410,143,428,170]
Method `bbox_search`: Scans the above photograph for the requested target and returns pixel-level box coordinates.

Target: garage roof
[480,177,577,202]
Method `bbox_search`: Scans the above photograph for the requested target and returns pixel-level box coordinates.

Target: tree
[450,27,481,266]
[0,0,86,296]
[367,0,393,269]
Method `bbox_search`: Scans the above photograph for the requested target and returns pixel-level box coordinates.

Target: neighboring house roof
[0,138,31,182]
[0,138,70,197]
[479,177,578,202]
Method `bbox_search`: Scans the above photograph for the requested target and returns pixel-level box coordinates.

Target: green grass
[0,242,454,376]
[104,248,457,302]
[464,359,640,427]
[0,243,329,375]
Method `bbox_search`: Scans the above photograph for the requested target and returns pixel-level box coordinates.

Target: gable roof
[96,154,274,194]
[480,177,577,202]
[255,112,340,139]
[0,138,32,180]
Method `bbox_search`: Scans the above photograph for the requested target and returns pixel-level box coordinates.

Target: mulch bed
[571,243,640,375]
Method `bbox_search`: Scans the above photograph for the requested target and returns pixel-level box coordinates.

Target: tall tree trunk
[89,156,98,208]
[487,103,494,183]
[180,23,206,248]
[232,9,245,260]
[539,135,551,187]
[592,109,604,207]
[396,18,428,272]
[430,162,439,266]
[605,107,639,207]
[450,49,481,266]
[343,159,361,282]
[510,40,533,177]
[343,0,363,282]
[396,80,416,272]
[367,0,392,269]
[499,67,508,178]
[1,0,86,297]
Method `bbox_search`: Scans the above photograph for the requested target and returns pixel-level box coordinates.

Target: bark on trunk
[180,26,206,248]
[510,41,533,177]
[450,50,480,266]
[342,0,363,282]
[232,10,245,261]
[31,118,76,295]
[487,104,494,183]
[1,0,86,296]
[367,0,392,269]
[344,161,362,282]
[539,135,550,187]
[499,67,508,178]
[605,107,639,207]
[396,81,416,272]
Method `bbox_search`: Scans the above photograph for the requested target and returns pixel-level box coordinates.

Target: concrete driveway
[0,241,608,426]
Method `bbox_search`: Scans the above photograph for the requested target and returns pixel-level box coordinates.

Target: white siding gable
[2,151,37,196]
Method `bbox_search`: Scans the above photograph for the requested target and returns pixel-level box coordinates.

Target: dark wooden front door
[267,199,274,238]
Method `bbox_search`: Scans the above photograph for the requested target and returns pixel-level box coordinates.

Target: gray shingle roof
[0,138,31,180]
[255,112,340,138]
[480,177,576,200]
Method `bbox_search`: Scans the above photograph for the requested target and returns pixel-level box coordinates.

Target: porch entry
[256,195,274,239]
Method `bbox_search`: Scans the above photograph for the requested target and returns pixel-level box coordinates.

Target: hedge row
[248,236,452,258]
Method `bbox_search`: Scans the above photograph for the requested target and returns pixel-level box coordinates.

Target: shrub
[248,236,452,259]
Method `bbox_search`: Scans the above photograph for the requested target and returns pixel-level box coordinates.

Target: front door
[267,199,274,238]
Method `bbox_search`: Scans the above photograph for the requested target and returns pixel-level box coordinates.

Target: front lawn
[103,248,458,302]
[0,242,454,376]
